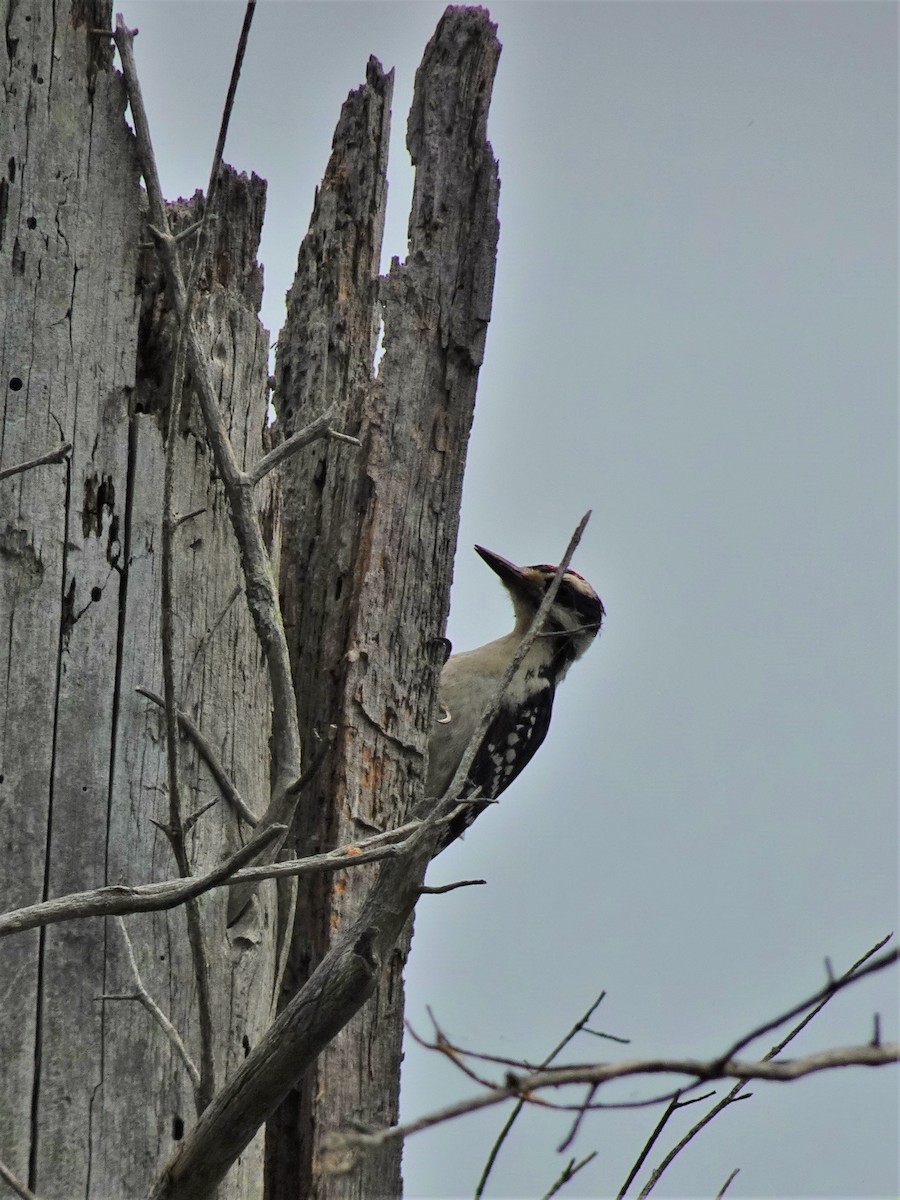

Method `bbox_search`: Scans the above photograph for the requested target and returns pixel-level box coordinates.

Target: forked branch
[329,941,898,1163]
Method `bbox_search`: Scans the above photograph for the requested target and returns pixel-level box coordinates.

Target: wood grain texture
[0,1,140,1191]
[1,3,277,1196]
[267,11,501,1200]
[94,171,278,1200]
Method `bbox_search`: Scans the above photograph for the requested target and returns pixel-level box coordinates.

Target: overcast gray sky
[125,3,897,1197]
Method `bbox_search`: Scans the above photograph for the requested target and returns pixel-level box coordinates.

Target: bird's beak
[474,545,536,600]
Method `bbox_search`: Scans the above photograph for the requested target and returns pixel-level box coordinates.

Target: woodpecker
[426,545,604,851]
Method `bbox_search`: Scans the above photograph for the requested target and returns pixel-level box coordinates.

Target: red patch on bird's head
[534,563,587,582]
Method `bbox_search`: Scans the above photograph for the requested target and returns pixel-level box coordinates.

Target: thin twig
[247,407,360,486]
[416,1021,598,1075]
[173,506,206,529]
[719,935,897,1064]
[137,687,259,825]
[615,1092,712,1199]
[0,441,72,481]
[270,870,299,1018]
[583,1026,631,1044]
[540,1151,598,1200]
[160,844,214,1110]
[557,1082,598,1153]
[182,798,220,836]
[418,879,485,895]
[714,1168,740,1199]
[111,917,202,1100]
[405,1012,497,1091]
[184,585,241,692]
[0,1156,41,1200]
[475,989,607,1199]
[204,2,256,212]
[284,726,336,800]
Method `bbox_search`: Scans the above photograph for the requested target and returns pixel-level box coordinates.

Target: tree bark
[1,3,277,1197]
[268,11,500,1200]
[1,1,141,1191]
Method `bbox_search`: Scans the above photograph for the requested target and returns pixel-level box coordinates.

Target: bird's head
[474,545,604,666]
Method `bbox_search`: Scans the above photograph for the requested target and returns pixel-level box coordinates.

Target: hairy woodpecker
[426,545,604,851]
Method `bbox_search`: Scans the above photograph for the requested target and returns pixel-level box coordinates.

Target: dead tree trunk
[1,4,277,1196]
[267,14,500,1198]
[1,3,500,1199]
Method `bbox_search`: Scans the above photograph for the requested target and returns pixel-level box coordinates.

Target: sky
[123,3,898,1197]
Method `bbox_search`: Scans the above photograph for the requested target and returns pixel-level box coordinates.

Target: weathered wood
[0,2,140,1191]
[263,55,397,1200]
[268,11,501,1200]
[1,3,278,1197]
[92,170,278,1200]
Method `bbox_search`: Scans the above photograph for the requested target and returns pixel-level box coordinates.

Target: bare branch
[137,687,259,826]
[0,822,428,937]
[339,945,899,1165]
[270,871,299,1019]
[714,1168,741,1199]
[247,407,361,487]
[407,1039,702,1118]
[632,934,897,1199]
[203,2,256,213]
[0,1156,41,1200]
[329,1079,519,1154]
[418,879,485,895]
[182,798,220,836]
[540,1151,598,1200]
[616,1092,711,1199]
[110,917,201,1101]
[0,440,72,481]
[335,1043,899,1157]
[0,823,284,937]
[718,937,897,1064]
[557,1082,598,1153]
[409,1012,673,1121]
